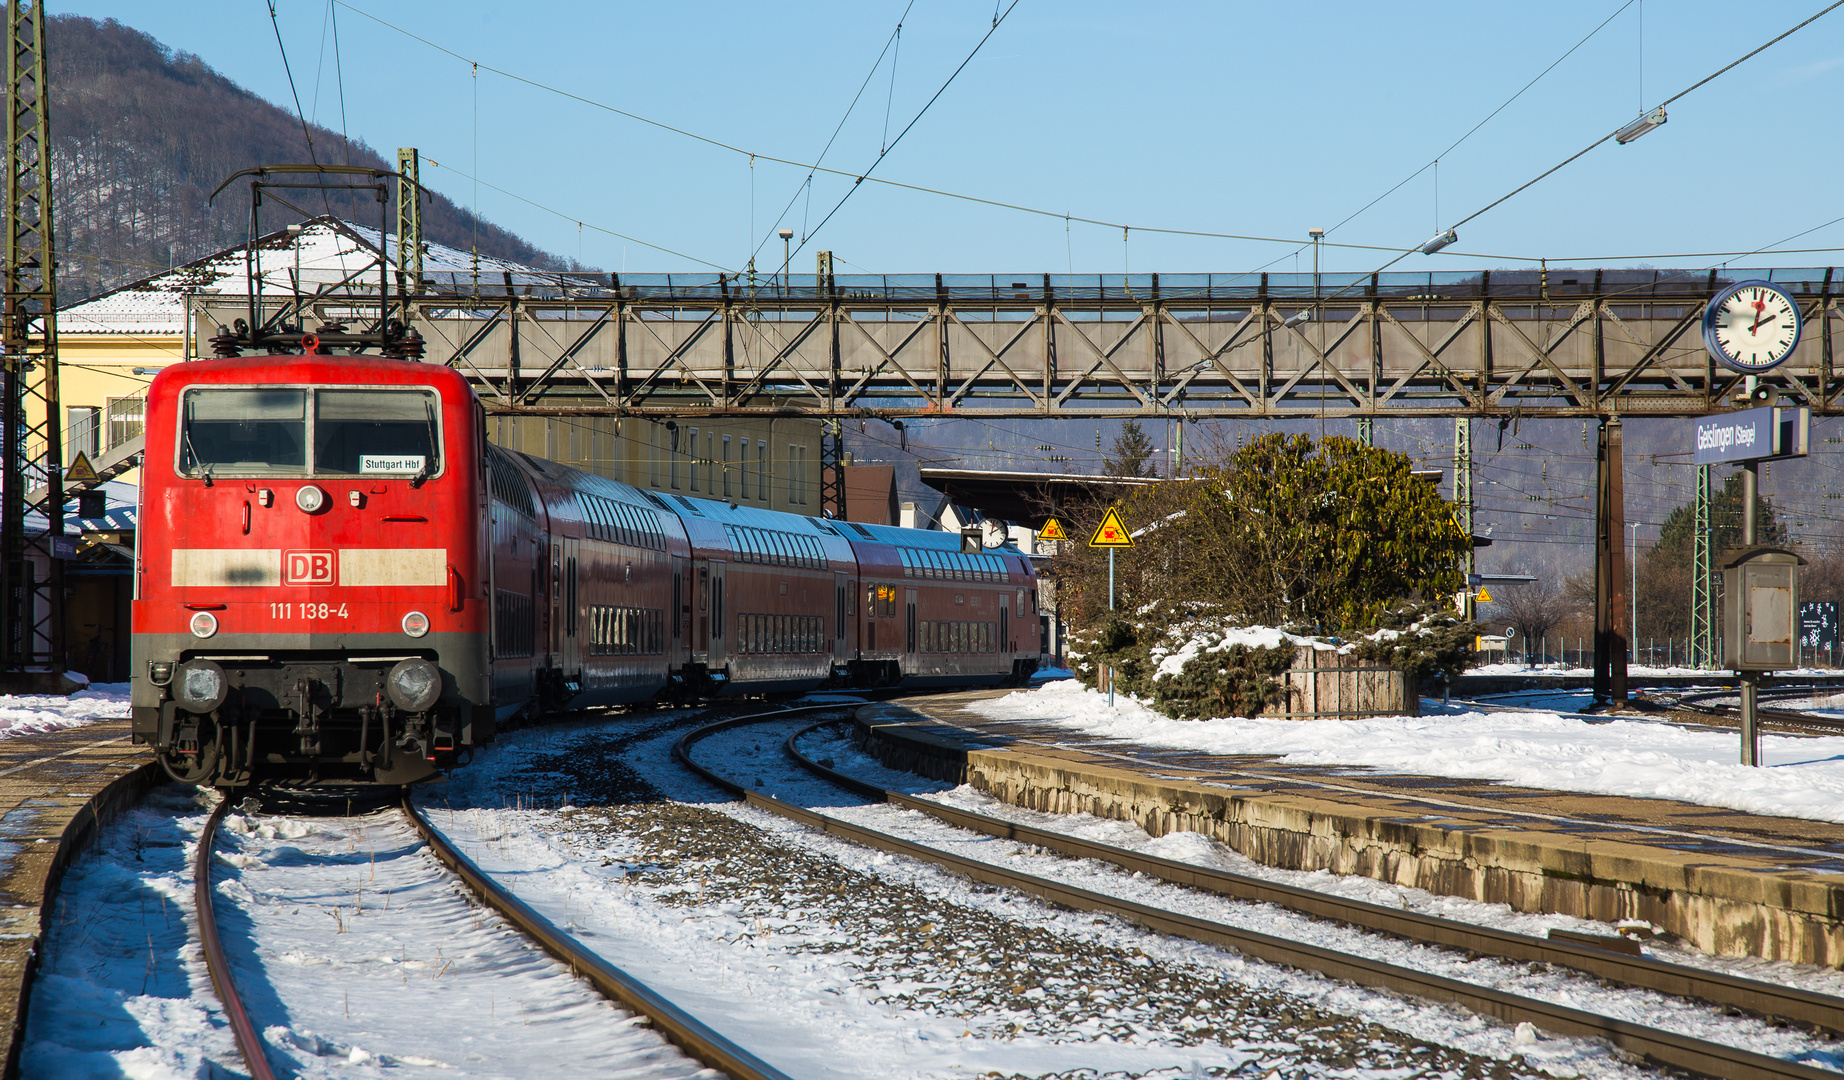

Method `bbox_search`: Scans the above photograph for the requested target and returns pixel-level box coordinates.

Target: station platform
[0,720,155,1078]
[855,691,1844,968]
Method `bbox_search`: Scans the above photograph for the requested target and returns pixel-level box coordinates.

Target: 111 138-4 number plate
[269,602,350,620]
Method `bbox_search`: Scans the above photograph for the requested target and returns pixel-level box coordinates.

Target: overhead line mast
[0,0,62,688]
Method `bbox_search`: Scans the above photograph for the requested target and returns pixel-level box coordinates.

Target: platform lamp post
[1627,521,1639,665]
[779,228,793,296]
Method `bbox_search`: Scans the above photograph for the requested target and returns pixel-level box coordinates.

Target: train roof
[828,519,1027,558]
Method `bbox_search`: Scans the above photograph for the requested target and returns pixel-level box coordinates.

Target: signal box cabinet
[1722,548,1805,671]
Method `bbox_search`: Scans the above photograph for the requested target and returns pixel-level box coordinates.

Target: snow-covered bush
[1069,600,1296,720]
[1350,602,1477,685]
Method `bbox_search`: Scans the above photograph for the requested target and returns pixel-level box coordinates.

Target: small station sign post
[1693,402,1808,765]
[1089,507,1133,706]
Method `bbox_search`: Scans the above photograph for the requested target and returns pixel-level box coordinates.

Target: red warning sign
[1039,517,1069,542]
[1087,507,1133,548]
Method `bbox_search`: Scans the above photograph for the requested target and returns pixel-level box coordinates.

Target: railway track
[674,710,1844,1080]
[1669,685,1844,734]
[186,706,861,1080]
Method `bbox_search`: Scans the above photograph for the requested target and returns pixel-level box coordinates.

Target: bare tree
[1485,578,1572,653]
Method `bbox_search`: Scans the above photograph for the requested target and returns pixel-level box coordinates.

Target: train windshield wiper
[411,397,437,488]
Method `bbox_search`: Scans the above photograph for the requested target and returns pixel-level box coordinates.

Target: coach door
[834,572,849,665]
[671,555,687,662]
[561,537,580,677]
[904,588,918,669]
[999,595,1010,662]
[706,560,727,667]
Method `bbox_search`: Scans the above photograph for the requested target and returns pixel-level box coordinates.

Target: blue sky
[46,1,1844,277]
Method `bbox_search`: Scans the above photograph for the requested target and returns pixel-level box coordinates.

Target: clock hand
[1750,301,1771,335]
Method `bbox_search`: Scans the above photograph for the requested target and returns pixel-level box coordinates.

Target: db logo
[284,550,336,586]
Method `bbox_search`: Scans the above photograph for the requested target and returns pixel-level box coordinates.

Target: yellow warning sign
[1038,517,1069,542]
[1475,586,1494,603]
[64,452,99,484]
[1087,507,1134,548]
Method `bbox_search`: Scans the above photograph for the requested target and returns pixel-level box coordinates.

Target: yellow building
[58,220,823,508]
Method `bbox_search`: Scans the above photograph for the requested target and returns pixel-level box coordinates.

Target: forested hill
[47,15,578,305]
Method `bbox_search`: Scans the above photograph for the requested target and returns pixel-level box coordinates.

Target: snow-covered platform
[856,688,1844,969]
[0,712,153,1076]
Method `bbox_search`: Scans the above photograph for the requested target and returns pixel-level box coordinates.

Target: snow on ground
[776,723,1844,1072]
[970,679,1844,826]
[420,715,1612,1080]
[0,682,128,740]
[1468,661,1836,678]
[796,723,1844,1001]
[28,783,714,1079]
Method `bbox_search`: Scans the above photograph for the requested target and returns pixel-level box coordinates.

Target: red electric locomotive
[132,354,1043,790]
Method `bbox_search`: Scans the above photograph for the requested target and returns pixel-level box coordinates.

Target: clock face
[1704,280,1802,373]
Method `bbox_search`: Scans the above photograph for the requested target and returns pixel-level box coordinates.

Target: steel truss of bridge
[194,267,1842,420]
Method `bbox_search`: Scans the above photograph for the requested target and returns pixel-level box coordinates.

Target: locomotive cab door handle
[241,501,251,535]
[448,566,464,612]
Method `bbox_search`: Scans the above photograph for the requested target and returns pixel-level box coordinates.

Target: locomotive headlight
[296,485,327,513]
[173,659,227,714]
[189,611,218,638]
[401,610,430,637]
[386,658,442,712]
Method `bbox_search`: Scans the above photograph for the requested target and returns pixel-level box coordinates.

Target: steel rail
[1672,687,1844,734]
[193,799,280,1080]
[672,713,1844,1080]
[401,794,797,1080]
[781,719,1844,1034]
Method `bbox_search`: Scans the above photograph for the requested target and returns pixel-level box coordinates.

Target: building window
[67,406,99,461]
[788,443,810,505]
[670,426,681,489]
[105,394,145,450]
[721,434,731,499]
[705,432,714,495]
[688,427,699,491]
[649,424,660,487]
[757,440,768,502]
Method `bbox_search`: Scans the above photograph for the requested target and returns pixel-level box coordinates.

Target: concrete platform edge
[1,760,166,1080]
[854,700,1844,968]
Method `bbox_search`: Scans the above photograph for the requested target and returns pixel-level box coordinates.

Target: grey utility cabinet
[1722,547,1805,671]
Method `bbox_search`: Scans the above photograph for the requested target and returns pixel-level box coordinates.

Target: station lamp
[1419,229,1458,255]
[1615,106,1667,144]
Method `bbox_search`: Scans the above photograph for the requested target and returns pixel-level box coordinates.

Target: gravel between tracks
[430,709,1662,1079]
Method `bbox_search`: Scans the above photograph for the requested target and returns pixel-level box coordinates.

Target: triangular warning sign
[1087,506,1134,548]
[64,452,99,484]
[1038,517,1068,542]
[1475,586,1493,603]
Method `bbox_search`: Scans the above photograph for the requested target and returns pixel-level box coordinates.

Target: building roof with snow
[59,217,582,337]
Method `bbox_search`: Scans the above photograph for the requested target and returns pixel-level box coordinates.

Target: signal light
[189,611,218,638]
[402,610,430,637]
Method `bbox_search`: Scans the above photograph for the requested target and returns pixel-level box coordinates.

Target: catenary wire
[422,158,732,271]
[266,1,332,216]
[795,1,1021,259]
[751,1,916,266]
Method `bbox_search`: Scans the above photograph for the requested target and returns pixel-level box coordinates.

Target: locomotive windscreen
[180,388,307,473]
[313,389,441,476]
[179,385,441,477]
